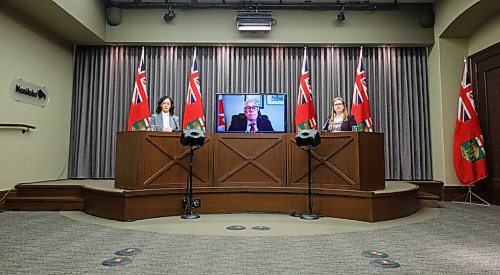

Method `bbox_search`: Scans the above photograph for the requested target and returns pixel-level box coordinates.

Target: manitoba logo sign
[10,78,49,107]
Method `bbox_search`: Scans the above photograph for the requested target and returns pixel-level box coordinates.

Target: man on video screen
[228,98,274,132]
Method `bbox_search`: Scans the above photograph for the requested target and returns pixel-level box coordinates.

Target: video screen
[216,93,287,133]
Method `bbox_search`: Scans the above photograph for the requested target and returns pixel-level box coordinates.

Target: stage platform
[6,180,419,223]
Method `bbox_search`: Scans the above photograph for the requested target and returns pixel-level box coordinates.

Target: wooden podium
[115,131,384,191]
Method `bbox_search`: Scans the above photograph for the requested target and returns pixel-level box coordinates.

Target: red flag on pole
[351,47,374,132]
[295,47,318,132]
[453,59,488,186]
[182,48,206,132]
[217,95,226,132]
[127,47,151,131]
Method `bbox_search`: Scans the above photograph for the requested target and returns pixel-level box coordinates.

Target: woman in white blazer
[150,96,180,132]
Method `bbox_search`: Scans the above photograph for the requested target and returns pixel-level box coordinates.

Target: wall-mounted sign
[10,78,49,107]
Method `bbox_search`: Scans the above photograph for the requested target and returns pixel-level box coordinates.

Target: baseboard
[406,181,444,200]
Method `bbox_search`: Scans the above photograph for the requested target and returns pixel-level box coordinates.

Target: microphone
[173,117,179,131]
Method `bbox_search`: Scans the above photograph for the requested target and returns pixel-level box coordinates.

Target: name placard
[10,78,49,107]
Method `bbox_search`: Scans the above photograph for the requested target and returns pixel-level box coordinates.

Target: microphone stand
[181,145,200,219]
[301,145,319,220]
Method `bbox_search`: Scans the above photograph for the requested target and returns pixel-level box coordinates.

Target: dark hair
[156,96,175,115]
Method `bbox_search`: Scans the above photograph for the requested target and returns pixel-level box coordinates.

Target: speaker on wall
[417,5,434,28]
[106,7,123,26]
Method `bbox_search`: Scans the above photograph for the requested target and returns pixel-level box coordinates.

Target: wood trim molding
[470,41,500,62]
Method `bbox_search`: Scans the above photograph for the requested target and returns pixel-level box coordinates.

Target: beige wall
[428,37,469,187]
[53,0,106,40]
[0,6,73,189]
[427,43,445,182]
[106,6,433,45]
[469,12,500,54]
[428,0,469,187]
[433,0,478,37]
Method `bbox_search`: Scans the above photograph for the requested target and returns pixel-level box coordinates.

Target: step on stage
[7,132,419,222]
[8,180,419,223]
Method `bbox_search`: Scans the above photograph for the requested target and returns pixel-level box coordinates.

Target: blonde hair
[329,97,348,123]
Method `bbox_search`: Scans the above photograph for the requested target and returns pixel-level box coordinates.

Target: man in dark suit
[228,98,274,132]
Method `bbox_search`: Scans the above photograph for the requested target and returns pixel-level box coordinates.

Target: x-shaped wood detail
[217,137,282,184]
[292,136,356,186]
[143,135,208,185]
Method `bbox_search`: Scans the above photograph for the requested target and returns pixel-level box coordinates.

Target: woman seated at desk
[322,97,357,132]
[150,96,180,132]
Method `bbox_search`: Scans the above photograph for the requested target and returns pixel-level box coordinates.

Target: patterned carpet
[0,202,499,274]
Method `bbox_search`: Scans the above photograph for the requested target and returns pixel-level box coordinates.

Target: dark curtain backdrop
[69,46,431,180]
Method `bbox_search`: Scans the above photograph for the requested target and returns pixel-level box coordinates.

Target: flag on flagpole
[351,47,374,132]
[182,48,206,132]
[217,95,226,132]
[295,47,318,132]
[127,47,151,131]
[453,59,488,186]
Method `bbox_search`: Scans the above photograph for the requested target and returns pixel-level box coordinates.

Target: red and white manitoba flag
[453,59,488,186]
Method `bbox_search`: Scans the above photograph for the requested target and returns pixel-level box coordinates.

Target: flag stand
[452,185,490,206]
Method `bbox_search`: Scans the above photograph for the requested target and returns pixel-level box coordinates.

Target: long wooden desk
[115,132,384,191]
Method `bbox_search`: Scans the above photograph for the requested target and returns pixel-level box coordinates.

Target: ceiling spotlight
[163,6,175,22]
[337,6,346,22]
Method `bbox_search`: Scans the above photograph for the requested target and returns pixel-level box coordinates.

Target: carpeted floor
[61,207,439,236]
[0,202,499,274]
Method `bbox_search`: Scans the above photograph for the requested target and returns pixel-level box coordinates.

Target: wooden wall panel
[288,132,384,191]
[115,132,213,189]
[214,134,287,187]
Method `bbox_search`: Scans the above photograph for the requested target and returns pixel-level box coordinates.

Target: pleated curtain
[69,45,431,180]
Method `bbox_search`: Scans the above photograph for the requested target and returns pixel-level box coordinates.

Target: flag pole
[302,46,307,72]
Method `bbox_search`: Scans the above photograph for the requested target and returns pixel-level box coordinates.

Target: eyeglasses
[333,103,344,106]
[244,106,259,111]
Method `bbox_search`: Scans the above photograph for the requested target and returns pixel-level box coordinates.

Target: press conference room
[1,0,499,273]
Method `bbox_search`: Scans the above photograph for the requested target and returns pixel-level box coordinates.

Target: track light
[163,6,175,22]
[337,6,346,22]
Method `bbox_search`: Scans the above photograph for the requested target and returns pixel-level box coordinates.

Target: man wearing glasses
[228,98,274,132]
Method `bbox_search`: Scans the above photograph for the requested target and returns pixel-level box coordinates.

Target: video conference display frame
[216,93,287,133]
